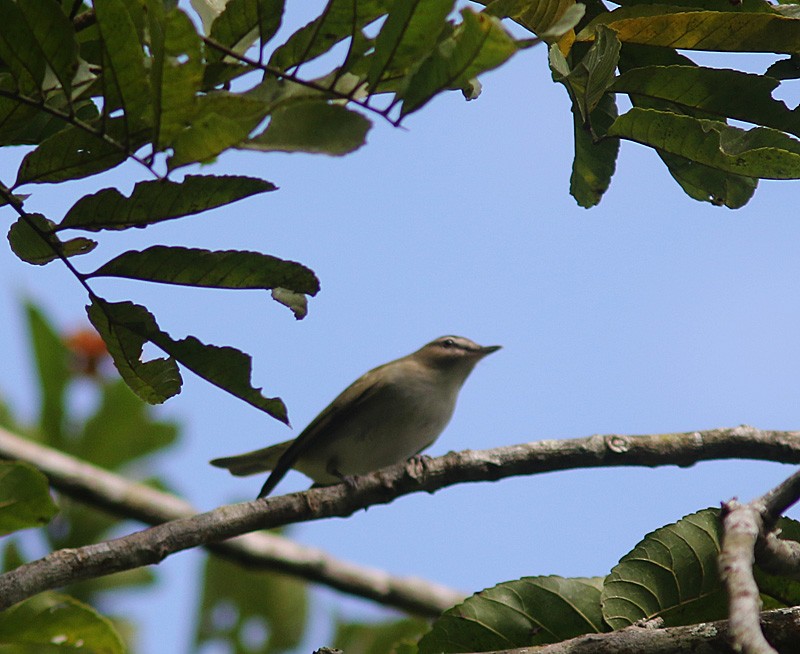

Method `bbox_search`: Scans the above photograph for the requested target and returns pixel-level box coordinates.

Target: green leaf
[25,301,71,446]
[0,0,46,94]
[149,7,204,150]
[367,0,454,91]
[419,576,605,652]
[86,298,183,405]
[333,618,430,654]
[551,25,620,123]
[578,5,800,54]
[196,555,308,653]
[90,246,320,296]
[612,65,800,138]
[0,461,57,536]
[8,213,96,265]
[0,592,125,653]
[14,121,136,185]
[658,151,757,208]
[570,92,619,208]
[247,100,370,155]
[77,380,179,470]
[168,92,269,170]
[608,108,800,179]
[147,333,289,424]
[59,175,276,232]
[94,0,151,130]
[485,0,579,37]
[401,9,520,116]
[602,508,725,629]
[209,0,284,60]
[18,0,78,98]
[271,287,308,320]
[269,0,390,70]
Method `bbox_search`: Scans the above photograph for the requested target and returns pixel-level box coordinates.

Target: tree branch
[2,425,799,610]
[463,606,800,653]
[0,426,463,616]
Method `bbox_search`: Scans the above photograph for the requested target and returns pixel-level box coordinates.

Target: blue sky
[2,9,800,653]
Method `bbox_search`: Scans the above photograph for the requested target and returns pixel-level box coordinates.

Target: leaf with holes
[602,508,725,629]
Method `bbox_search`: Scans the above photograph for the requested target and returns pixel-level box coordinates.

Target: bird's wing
[258,364,394,497]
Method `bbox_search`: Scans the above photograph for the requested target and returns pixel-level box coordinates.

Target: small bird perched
[210,335,500,497]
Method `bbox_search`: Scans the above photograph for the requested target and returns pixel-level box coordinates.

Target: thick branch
[0,426,463,616]
[1,425,799,609]
[468,606,800,653]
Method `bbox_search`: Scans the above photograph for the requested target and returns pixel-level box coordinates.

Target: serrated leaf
[147,333,289,424]
[367,0,454,91]
[14,120,137,185]
[578,5,800,54]
[149,7,204,150]
[612,65,800,138]
[608,108,800,179]
[25,301,71,446]
[90,246,320,296]
[87,299,183,405]
[8,213,96,265]
[196,555,307,653]
[602,508,726,629]
[269,0,390,70]
[334,618,430,654]
[0,592,125,653]
[401,9,520,116]
[247,100,370,155]
[210,0,284,60]
[0,461,58,536]
[78,380,179,470]
[18,0,78,98]
[94,0,151,130]
[59,175,276,232]
[570,92,619,207]
[419,576,605,653]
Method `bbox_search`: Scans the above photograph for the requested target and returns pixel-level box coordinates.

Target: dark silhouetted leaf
[8,213,96,265]
[247,100,370,155]
[90,246,320,296]
[570,92,619,208]
[0,0,46,94]
[0,592,125,653]
[59,175,276,232]
[419,576,605,653]
[196,555,307,653]
[0,461,58,536]
[602,508,725,628]
[18,0,78,97]
[86,299,183,405]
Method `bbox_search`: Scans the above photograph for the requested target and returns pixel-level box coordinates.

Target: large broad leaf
[86,298,183,405]
[419,576,605,653]
[366,0,454,91]
[7,213,96,265]
[269,0,390,70]
[148,6,204,150]
[612,65,800,138]
[400,9,520,116]
[25,301,70,447]
[209,0,285,60]
[570,92,619,208]
[89,246,320,297]
[602,508,725,628]
[247,100,370,155]
[608,108,800,179]
[94,0,151,130]
[658,151,757,208]
[0,0,46,94]
[0,461,58,537]
[485,0,579,37]
[195,555,307,653]
[578,5,800,54]
[59,175,276,232]
[0,593,125,653]
[14,120,139,185]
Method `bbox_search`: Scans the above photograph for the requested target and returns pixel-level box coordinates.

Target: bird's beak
[479,345,502,356]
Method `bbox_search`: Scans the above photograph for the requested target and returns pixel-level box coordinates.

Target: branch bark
[2,425,799,610]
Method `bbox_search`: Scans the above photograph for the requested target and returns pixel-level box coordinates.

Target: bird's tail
[209,440,292,477]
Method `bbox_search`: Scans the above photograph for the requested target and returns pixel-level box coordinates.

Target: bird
[210,335,501,497]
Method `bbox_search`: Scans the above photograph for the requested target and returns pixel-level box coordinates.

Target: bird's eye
[442,338,456,348]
